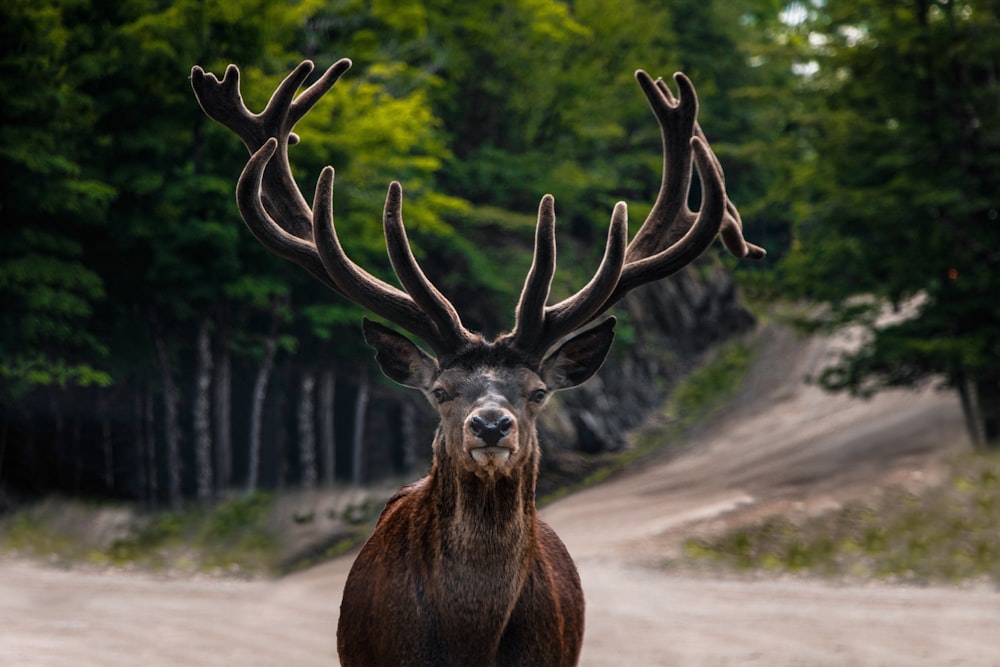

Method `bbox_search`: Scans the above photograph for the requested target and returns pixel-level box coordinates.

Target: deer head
[191,57,763,667]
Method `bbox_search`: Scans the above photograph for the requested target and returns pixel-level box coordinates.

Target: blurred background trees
[766,0,1000,447]
[1,0,997,507]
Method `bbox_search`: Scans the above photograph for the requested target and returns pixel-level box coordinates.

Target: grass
[1,493,282,577]
[682,451,1000,585]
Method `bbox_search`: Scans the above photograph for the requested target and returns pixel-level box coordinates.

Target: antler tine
[509,197,628,356]
[609,137,730,297]
[538,203,629,352]
[190,64,259,145]
[237,138,441,344]
[689,122,767,260]
[311,167,458,352]
[382,182,477,353]
[289,59,353,128]
[236,138,342,293]
[623,71,700,260]
[509,196,557,350]
[509,69,764,359]
[196,60,467,355]
[191,59,352,240]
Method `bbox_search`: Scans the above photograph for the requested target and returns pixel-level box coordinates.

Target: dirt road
[2,330,998,666]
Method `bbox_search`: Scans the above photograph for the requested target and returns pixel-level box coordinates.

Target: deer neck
[430,431,540,557]
[420,429,540,660]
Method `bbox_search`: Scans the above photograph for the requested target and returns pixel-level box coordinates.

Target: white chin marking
[470,447,512,465]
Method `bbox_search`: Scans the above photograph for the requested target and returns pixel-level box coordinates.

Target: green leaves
[763,0,1000,443]
[1,356,113,395]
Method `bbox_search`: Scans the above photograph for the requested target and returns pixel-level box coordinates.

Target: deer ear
[540,317,616,391]
[362,318,438,390]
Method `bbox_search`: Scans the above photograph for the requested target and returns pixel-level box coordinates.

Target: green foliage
[683,453,1000,585]
[0,2,116,397]
[668,342,754,423]
[759,0,1000,444]
[0,0,792,501]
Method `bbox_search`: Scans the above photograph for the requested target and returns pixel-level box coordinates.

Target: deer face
[429,364,546,478]
[362,318,616,480]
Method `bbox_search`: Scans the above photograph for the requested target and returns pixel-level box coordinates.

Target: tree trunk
[298,370,317,489]
[153,327,182,509]
[274,374,289,490]
[0,415,9,491]
[975,372,1000,449]
[99,391,114,492]
[194,317,214,503]
[144,382,157,506]
[214,322,233,491]
[958,368,987,449]
[352,366,370,485]
[319,368,336,486]
[133,388,147,502]
[247,331,279,494]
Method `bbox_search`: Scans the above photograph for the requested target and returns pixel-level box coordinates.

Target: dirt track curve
[2,328,999,666]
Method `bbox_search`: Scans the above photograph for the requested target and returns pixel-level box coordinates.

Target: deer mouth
[469,445,513,465]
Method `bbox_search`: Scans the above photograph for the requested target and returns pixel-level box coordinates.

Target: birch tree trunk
[72,413,82,494]
[319,368,336,485]
[351,366,370,485]
[214,323,233,491]
[100,391,114,492]
[298,370,317,489]
[133,389,147,502]
[194,318,214,503]
[0,418,8,493]
[144,382,157,505]
[247,332,279,494]
[153,327,182,509]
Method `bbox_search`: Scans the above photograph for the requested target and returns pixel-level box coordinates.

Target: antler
[508,70,765,357]
[191,60,763,363]
[191,60,477,357]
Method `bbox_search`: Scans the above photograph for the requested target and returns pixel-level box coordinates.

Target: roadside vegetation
[0,490,389,577]
[0,494,282,577]
[682,452,1000,586]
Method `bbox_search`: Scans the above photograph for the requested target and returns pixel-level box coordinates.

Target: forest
[2,0,998,509]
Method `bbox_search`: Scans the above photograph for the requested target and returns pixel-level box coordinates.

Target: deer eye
[529,388,548,404]
[431,387,451,404]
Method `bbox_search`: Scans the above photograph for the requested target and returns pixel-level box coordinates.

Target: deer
[191,56,764,667]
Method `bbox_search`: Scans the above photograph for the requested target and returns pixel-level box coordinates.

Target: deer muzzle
[466,409,516,465]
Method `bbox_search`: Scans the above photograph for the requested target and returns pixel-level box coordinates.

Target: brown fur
[335,325,609,666]
[337,468,583,666]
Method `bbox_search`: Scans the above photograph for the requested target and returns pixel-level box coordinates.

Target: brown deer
[191,57,763,667]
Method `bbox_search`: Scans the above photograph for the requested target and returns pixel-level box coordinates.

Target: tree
[0,0,115,400]
[777,0,1000,447]
[1,0,785,502]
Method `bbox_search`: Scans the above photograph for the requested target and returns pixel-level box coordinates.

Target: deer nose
[469,414,513,446]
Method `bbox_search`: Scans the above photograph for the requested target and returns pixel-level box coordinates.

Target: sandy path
[2,330,998,666]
